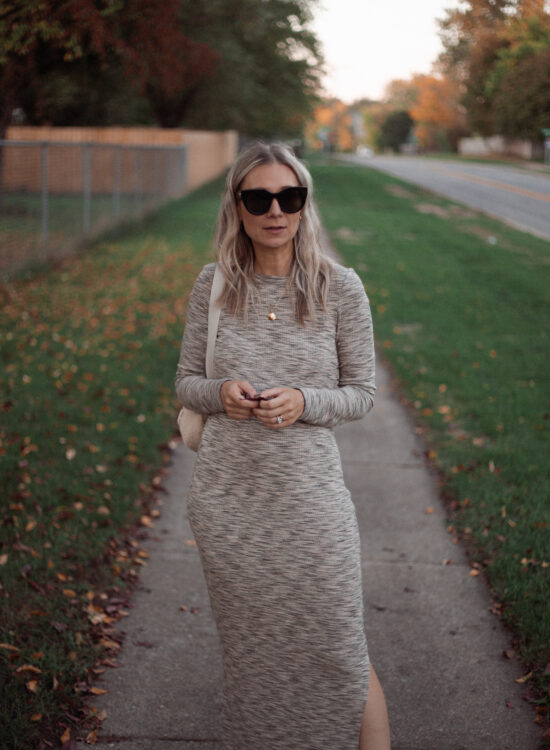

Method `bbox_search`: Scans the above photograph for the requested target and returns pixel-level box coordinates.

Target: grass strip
[0,179,222,748]
[310,160,549,725]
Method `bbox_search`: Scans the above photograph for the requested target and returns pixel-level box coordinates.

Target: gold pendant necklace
[255,278,291,321]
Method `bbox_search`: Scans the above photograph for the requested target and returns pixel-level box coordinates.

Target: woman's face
[237,162,302,259]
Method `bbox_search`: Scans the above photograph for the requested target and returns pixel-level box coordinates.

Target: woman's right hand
[220,380,259,420]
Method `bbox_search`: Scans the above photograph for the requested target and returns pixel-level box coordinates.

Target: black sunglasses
[237,186,308,215]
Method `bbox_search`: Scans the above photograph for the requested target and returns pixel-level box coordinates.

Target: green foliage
[437,0,550,139]
[486,16,550,139]
[378,110,413,152]
[311,160,550,712]
[0,0,323,138]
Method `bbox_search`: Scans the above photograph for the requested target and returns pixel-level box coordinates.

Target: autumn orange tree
[409,74,468,151]
[307,99,355,152]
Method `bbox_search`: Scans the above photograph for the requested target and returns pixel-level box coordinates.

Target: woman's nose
[267,198,283,216]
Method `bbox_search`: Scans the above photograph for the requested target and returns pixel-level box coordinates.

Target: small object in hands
[276,415,283,424]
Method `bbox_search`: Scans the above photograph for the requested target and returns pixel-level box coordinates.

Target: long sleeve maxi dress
[175,262,376,750]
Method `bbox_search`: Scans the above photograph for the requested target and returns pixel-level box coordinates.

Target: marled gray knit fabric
[175,262,376,750]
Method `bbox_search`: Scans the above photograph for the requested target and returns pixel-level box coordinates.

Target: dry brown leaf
[31,713,42,722]
[60,726,71,743]
[86,728,98,744]
[469,569,480,577]
[140,515,154,528]
[63,589,77,598]
[515,671,533,684]
[99,638,120,650]
[424,507,434,515]
[0,643,19,651]
[26,680,39,693]
[0,554,8,565]
[16,664,42,674]
[89,687,109,695]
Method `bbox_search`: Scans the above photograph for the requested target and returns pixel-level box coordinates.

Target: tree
[487,13,550,139]
[0,0,217,132]
[437,0,513,135]
[410,74,468,151]
[306,99,354,152]
[437,0,550,139]
[0,0,323,139]
[378,110,413,153]
[383,79,419,110]
[174,0,323,137]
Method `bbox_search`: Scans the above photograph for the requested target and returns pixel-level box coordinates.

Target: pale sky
[311,0,453,102]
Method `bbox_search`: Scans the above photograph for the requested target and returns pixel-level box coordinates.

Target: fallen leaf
[140,515,154,528]
[469,569,480,577]
[515,671,533,684]
[89,687,109,696]
[86,728,98,744]
[31,713,42,721]
[0,554,8,565]
[62,589,77,598]
[60,727,71,743]
[424,507,434,514]
[99,638,120,650]
[0,643,19,651]
[16,665,42,674]
[26,680,39,693]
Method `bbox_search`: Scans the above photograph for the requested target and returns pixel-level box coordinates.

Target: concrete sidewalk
[80,362,540,750]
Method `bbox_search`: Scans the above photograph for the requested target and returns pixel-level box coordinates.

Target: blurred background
[1,0,549,275]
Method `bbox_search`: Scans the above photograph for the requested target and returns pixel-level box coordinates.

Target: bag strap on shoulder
[205,264,224,378]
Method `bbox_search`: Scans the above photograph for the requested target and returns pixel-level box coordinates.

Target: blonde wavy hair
[214,141,333,325]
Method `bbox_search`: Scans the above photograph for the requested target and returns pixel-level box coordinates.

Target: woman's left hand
[252,387,305,429]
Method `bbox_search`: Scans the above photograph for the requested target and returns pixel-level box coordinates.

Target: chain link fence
[0,140,188,278]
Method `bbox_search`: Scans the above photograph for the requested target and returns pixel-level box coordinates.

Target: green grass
[0,191,164,278]
[310,160,550,722]
[0,180,223,747]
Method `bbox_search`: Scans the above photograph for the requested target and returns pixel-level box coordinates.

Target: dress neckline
[254,272,289,282]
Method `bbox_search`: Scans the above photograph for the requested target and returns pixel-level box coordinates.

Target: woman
[175,141,390,750]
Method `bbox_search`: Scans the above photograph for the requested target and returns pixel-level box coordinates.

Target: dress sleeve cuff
[297,386,318,422]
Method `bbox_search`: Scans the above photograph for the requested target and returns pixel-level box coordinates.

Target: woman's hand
[252,387,305,429]
[220,380,260,420]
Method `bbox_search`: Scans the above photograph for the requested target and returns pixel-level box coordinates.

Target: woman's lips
[264,226,285,233]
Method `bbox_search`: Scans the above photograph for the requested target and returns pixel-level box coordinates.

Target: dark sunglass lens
[242,190,270,215]
[278,188,307,213]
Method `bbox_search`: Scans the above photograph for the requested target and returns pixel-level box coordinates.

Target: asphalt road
[347,154,550,241]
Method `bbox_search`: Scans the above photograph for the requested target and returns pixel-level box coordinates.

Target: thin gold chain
[255,278,292,320]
